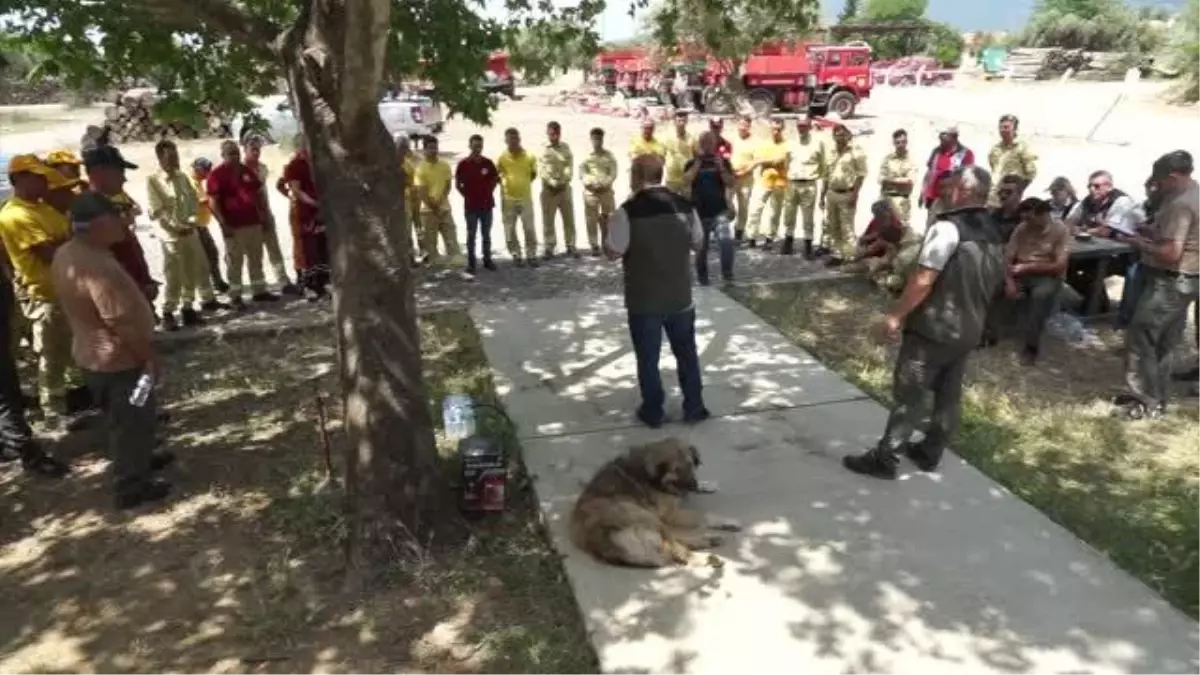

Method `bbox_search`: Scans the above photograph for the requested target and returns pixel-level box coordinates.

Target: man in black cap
[1114,150,1199,420]
[82,146,158,305]
[52,192,172,509]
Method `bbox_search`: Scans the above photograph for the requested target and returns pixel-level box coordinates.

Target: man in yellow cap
[0,155,73,426]
[45,150,85,189]
[44,167,82,215]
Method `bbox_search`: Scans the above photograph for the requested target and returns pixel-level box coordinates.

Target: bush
[1168,0,1199,102]
[1019,2,1164,53]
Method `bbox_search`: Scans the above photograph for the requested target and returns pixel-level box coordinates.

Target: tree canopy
[1017,0,1165,53]
[506,20,600,85]
[836,0,965,66]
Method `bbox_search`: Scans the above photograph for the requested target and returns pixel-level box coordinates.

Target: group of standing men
[0,132,330,508]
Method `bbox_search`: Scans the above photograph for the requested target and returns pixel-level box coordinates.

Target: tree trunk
[278,0,463,575]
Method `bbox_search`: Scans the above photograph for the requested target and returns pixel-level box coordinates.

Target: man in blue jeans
[605,155,710,428]
[684,131,736,285]
[455,134,500,273]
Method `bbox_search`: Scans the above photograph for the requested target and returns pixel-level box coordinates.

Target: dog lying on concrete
[569,437,741,568]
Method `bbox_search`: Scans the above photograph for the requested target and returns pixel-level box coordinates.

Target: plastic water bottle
[129,373,154,407]
[442,394,476,441]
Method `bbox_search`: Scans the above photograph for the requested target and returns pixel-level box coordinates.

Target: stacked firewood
[1002,48,1134,81]
[102,88,231,143]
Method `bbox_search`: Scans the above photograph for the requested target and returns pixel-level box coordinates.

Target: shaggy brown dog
[569,437,740,568]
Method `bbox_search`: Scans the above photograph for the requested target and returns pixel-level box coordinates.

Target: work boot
[762,237,774,251]
[114,478,171,510]
[150,450,177,472]
[231,297,248,311]
[213,280,230,294]
[904,444,940,473]
[201,299,230,312]
[483,257,497,271]
[513,257,526,268]
[281,283,303,297]
[842,450,898,480]
[251,291,280,303]
[542,249,555,261]
[567,247,581,259]
[181,307,204,327]
[803,239,814,260]
[781,236,795,255]
[161,312,180,332]
[528,257,541,269]
[590,245,601,257]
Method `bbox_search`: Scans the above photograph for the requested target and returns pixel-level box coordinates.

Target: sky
[481,0,1187,42]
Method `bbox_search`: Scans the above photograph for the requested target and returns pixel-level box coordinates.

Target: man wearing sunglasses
[992,174,1026,242]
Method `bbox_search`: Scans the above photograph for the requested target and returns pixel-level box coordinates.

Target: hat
[7,154,54,177]
[82,146,138,170]
[45,149,83,166]
[192,157,213,173]
[68,191,121,229]
[46,168,81,191]
[708,116,724,127]
[938,123,959,135]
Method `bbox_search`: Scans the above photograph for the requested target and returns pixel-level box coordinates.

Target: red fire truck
[704,41,872,117]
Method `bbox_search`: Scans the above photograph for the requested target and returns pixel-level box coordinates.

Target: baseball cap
[45,149,83,166]
[68,191,122,229]
[46,168,81,191]
[7,154,54,177]
[938,123,959,135]
[82,146,138,170]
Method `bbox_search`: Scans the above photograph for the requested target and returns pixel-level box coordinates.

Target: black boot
[181,307,204,327]
[781,236,795,255]
[734,229,744,243]
[803,239,814,260]
[842,449,898,480]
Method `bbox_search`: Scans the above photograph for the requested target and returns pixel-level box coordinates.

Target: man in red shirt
[206,140,279,309]
[709,117,732,160]
[82,147,157,306]
[455,134,500,273]
[920,124,975,209]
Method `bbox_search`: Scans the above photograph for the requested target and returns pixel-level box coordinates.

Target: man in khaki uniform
[662,110,697,197]
[781,116,826,258]
[879,128,916,226]
[987,114,1038,206]
[748,118,790,248]
[579,127,618,257]
[539,121,577,259]
[819,123,868,266]
[729,115,758,241]
[414,137,462,265]
[145,139,217,331]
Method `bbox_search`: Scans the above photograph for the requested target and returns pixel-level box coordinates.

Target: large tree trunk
[277,0,462,574]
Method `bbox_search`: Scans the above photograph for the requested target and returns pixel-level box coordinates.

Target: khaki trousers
[419,207,462,263]
[583,189,616,249]
[733,177,754,235]
[261,221,290,284]
[824,190,859,260]
[749,186,786,240]
[225,224,268,299]
[22,298,69,414]
[161,231,216,313]
[501,198,538,260]
[781,180,819,239]
[540,187,576,253]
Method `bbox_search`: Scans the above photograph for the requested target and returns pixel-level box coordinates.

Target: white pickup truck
[231,93,444,146]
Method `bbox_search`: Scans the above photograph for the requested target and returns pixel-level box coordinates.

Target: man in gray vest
[1114,150,1199,420]
[844,165,1007,479]
[605,155,709,428]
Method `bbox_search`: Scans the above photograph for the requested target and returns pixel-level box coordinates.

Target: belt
[829,187,854,193]
[882,191,911,197]
[790,178,817,183]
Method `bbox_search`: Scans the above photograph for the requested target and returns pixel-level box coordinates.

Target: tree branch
[130,0,282,56]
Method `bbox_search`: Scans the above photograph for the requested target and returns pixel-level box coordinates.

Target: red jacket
[922,145,975,204]
[455,155,499,211]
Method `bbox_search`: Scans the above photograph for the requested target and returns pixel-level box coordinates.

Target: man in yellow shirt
[0,155,72,424]
[413,136,461,266]
[146,139,218,330]
[497,128,540,267]
[539,121,577,259]
[729,114,760,242]
[661,110,697,197]
[819,124,869,266]
[578,127,618,257]
[628,118,666,191]
[395,136,424,265]
[781,116,826,258]
[987,114,1038,206]
[747,118,790,248]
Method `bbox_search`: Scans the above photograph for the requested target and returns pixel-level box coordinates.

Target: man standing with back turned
[843,166,1006,479]
[606,155,710,428]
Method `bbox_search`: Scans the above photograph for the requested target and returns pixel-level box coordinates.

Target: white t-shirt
[917,219,961,271]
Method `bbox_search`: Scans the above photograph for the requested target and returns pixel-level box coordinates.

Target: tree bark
[278,0,463,574]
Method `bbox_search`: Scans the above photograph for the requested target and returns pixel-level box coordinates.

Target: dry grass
[729,278,1200,619]
[0,311,595,673]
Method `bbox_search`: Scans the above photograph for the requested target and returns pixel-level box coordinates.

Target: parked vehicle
[726,42,873,118]
[232,93,445,146]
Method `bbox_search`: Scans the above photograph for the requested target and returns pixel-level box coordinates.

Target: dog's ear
[688,445,701,467]
[654,459,676,487]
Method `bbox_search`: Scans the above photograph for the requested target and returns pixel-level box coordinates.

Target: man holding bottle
[52,192,172,510]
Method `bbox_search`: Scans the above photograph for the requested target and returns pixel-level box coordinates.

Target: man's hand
[1010,262,1028,277]
[874,313,902,343]
[1004,276,1020,299]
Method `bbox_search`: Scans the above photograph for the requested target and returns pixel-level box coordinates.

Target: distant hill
[822,0,1186,32]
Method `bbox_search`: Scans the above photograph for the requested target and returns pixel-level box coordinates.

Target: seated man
[1065,170,1141,315]
[992,174,1027,242]
[851,199,920,292]
[1000,197,1070,364]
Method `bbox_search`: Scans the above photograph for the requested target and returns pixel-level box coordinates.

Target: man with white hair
[844,165,1006,480]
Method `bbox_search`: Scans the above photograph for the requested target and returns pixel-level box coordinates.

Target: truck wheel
[704,91,735,115]
[747,89,775,116]
[827,91,857,119]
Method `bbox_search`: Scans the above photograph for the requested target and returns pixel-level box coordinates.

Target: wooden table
[1068,236,1135,317]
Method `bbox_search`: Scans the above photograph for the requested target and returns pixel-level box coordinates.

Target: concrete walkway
[470,288,1198,674]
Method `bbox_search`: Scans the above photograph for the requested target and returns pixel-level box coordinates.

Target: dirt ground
[731,278,1200,619]
[0,313,596,674]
